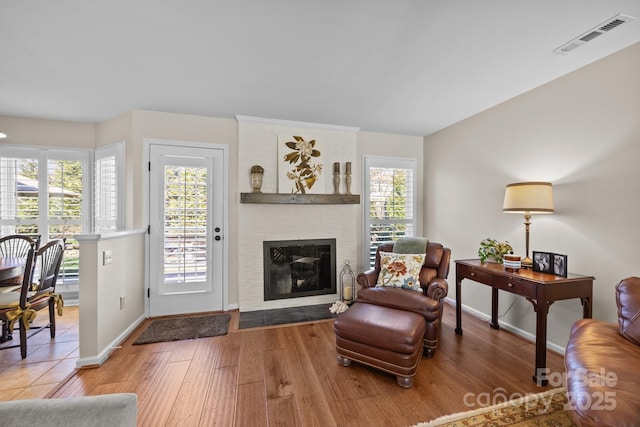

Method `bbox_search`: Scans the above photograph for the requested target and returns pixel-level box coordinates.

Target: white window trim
[362,155,418,267]
[95,142,125,231]
[0,145,91,236]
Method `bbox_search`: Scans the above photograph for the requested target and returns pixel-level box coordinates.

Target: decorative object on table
[333,162,341,194]
[503,181,554,268]
[503,254,521,272]
[344,161,352,194]
[478,238,513,264]
[339,259,355,304]
[533,251,567,277]
[249,165,264,193]
[553,253,567,277]
[532,251,552,273]
[278,135,323,194]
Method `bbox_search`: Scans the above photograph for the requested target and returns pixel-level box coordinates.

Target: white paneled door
[149,145,224,316]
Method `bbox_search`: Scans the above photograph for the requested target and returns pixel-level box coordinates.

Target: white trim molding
[447,297,566,354]
[76,314,146,368]
[235,115,360,133]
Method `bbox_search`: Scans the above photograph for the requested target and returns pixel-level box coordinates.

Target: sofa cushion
[357,286,441,322]
[616,277,640,345]
[375,252,425,292]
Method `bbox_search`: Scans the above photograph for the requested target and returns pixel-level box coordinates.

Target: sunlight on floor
[0,306,78,401]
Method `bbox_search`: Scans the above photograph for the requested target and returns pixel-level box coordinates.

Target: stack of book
[503,255,522,272]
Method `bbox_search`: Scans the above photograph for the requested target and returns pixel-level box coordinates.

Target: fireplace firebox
[263,238,336,301]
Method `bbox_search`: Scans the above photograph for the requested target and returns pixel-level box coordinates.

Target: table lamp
[503,182,554,268]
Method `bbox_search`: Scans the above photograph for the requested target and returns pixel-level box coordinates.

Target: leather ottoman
[334,302,426,388]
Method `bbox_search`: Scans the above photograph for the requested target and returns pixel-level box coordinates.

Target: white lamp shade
[503,182,554,214]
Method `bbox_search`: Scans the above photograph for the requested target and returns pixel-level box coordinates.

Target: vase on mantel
[250,165,264,193]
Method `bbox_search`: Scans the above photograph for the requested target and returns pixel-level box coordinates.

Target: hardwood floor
[49,302,566,427]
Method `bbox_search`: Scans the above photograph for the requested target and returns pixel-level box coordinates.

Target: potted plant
[478,238,513,263]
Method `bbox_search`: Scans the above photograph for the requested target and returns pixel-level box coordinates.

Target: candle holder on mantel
[344,161,352,195]
[340,259,355,304]
[250,165,264,193]
[333,162,341,194]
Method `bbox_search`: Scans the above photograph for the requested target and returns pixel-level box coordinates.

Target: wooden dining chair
[0,234,41,257]
[0,234,41,287]
[0,241,36,352]
[0,239,65,358]
[24,239,66,343]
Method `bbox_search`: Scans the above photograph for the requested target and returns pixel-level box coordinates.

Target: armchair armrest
[357,269,379,288]
[425,278,448,301]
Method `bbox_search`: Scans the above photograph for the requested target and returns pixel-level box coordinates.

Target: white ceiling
[1,1,639,136]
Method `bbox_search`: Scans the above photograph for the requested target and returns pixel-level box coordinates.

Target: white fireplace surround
[237,116,360,311]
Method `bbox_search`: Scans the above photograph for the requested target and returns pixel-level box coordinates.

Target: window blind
[364,157,417,268]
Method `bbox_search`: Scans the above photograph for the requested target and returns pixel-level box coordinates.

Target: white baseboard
[76,314,146,368]
[227,303,239,311]
[446,297,566,354]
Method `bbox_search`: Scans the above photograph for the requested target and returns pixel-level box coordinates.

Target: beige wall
[0,115,95,149]
[76,231,145,367]
[424,42,640,350]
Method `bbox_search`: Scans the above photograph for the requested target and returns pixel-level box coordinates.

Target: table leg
[533,298,550,385]
[581,296,592,318]
[455,278,463,335]
[490,287,500,329]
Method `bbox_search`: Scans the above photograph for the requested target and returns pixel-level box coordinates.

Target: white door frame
[143,138,229,316]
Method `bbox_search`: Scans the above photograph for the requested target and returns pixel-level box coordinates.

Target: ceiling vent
[553,13,636,54]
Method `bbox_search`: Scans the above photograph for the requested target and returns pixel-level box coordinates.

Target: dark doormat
[133,313,230,345]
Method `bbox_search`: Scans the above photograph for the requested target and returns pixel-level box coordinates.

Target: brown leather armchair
[356,241,451,356]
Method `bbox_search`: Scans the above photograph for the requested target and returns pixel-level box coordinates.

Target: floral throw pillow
[376,252,425,292]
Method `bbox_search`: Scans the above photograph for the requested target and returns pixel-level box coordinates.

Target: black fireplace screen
[263,238,336,301]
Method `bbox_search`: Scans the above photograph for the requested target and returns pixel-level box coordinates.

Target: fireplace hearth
[263,238,336,301]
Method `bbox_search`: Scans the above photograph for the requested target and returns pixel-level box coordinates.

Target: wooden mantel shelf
[241,192,360,204]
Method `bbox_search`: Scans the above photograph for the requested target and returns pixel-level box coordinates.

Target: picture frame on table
[532,251,552,274]
[553,253,568,277]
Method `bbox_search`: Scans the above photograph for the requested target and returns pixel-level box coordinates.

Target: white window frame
[94,142,125,232]
[362,155,417,268]
[0,146,91,235]
[0,145,91,288]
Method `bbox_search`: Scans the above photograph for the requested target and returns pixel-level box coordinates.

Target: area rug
[412,387,576,427]
[133,313,230,345]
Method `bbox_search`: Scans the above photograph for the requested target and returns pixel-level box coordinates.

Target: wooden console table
[455,259,594,385]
